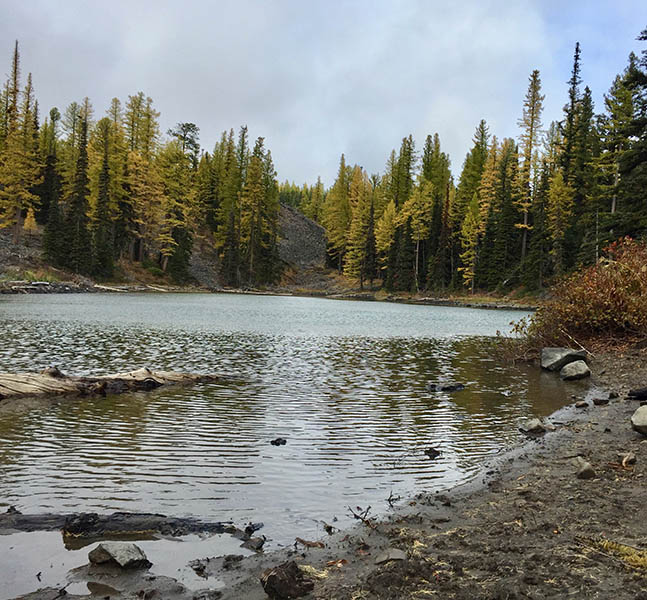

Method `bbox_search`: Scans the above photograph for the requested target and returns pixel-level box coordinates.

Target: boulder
[88,542,151,569]
[560,360,591,381]
[520,418,546,434]
[541,348,586,372]
[631,405,647,435]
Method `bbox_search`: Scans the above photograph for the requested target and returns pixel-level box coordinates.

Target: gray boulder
[560,360,591,381]
[88,542,151,569]
[631,405,647,435]
[520,418,546,434]
[541,348,586,372]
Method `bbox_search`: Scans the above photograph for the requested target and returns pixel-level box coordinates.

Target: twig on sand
[348,505,377,530]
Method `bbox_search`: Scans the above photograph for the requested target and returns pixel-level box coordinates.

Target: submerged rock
[541,348,586,372]
[428,382,465,392]
[88,542,151,569]
[560,360,591,381]
[425,447,441,459]
[631,405,647,435]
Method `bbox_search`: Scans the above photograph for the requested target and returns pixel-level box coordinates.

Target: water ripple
[0,294,572,543]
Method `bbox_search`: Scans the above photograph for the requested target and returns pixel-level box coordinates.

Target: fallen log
[0,507,239,549]
[0,367,219,401]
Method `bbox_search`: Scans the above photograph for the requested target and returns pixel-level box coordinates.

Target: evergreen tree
[619,29,647,234]
[92,118,114,278]
[343,166,372,287]
[156,140,194,282]
[561,42,582,182]
[547,171,574,275]
[517,70,544,259]
[322,154,351,269]
[62,114,92,273]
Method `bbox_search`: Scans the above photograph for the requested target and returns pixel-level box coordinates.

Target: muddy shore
[8,348,647,600]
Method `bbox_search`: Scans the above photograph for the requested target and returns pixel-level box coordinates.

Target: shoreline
[0,280,537,312]
[8,348,647,599]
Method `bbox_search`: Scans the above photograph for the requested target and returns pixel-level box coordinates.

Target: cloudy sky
[2,1,647,185]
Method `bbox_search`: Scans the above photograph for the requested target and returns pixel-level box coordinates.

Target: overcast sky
[2,1,647,186]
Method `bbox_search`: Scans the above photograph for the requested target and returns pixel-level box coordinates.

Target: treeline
[284,28,647,293]
[0,42,281,286]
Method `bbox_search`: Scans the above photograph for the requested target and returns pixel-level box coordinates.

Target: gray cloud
[2,0,646,185]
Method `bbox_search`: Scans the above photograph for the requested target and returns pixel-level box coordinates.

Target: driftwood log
[0,507,244,549]
[0,367,219,401]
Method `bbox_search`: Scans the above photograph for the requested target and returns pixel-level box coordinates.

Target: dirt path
[11,348,647,599]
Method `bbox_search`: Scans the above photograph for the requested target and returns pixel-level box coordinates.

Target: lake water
[0,293,573,594]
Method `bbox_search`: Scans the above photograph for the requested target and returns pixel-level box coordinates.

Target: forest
[1,28,647,293]
[283,28,647,294]
[0,42,280,286]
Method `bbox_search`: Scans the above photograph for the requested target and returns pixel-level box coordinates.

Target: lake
[0,293,573,592]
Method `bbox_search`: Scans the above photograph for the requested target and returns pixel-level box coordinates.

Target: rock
[375,548,408,565]
[88,542,151,569]
[270,437,287,446]
[575,401,589,408]
[428,382,465,392]
[541,348,587,372]
[560,360,591,381]
[631,405,647,435]
[574,457,596,480]
[424,447,441,459]
[628,387,647,400]
[609,391,619,399]
[520,418,546,434]
[260,560,314,599]
[241,536,266,552]
[592,397,609,406]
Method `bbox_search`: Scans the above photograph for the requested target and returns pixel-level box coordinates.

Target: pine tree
[561,42,582,183]
[459,193,480,292]
[517,70,544,260]
[240,137,266,284]
[0,48,42,243]
[322,154,351,269]
[92,118,114,278]
[62,113,92,273]
[401,179,432,291]
[547,171,574,276]
[156,140,194,282]
[343,166,372,287]
[619,29,647,234]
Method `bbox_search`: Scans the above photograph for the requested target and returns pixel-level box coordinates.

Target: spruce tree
[92,119,114,278]
[62,114,92,274]
[516,70,544,260]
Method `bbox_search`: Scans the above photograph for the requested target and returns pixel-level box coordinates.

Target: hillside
[0,204,329,292]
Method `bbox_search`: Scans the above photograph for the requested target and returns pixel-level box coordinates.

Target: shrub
[512,237,647,351]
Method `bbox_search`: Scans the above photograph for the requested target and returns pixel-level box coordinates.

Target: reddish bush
[515,238,647,350]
